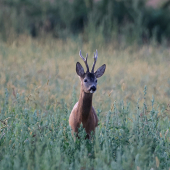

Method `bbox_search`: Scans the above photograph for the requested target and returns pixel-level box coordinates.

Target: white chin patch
[90,90,95,93]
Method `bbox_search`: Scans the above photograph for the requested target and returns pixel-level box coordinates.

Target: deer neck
[77,87,93,122]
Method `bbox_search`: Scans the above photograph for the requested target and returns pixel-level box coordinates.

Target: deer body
[69,50,106,138]
[69,88,98,136]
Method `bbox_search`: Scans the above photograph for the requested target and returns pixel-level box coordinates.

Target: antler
[91,49,98,73]
[79,50,89,72]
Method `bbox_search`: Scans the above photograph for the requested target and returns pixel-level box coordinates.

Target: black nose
[90,86,96,91]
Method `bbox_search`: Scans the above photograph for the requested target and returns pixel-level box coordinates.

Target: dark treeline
[0,0,170,43]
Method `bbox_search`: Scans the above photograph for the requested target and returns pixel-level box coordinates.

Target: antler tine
[91,49,98,73]
[79,50,89,72]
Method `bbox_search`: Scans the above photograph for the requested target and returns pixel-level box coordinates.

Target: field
[0,36,170,169]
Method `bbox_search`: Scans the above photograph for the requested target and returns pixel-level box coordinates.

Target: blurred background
[0,0,170,43]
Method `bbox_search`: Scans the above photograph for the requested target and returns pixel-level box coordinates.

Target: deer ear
[94,64,106,78]
[76,62,85,77]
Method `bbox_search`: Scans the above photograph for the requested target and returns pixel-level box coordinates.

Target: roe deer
[69,50,106,138]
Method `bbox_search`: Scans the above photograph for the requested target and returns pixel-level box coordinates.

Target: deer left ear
[94,64,106,78]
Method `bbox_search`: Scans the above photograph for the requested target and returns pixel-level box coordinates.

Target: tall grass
[0,82,170,169]
[0,37,170,169]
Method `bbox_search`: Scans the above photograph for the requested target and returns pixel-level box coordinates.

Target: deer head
[76,50,106,94]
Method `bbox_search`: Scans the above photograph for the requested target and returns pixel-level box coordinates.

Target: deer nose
[90,86,96,92]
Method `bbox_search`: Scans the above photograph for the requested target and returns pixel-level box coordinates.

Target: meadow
[0,35,170,169]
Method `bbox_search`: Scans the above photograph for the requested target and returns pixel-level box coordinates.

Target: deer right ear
[94,64,106,78]
[76,62,85,77]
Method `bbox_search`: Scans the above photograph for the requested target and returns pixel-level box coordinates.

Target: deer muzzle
[89,86,96,93]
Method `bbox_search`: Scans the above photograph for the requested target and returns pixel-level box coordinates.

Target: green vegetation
[0,0,170,43]
[0,37,170,169]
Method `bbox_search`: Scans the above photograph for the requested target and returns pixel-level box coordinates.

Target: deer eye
[84,79,87,82]
[95,79,97,83]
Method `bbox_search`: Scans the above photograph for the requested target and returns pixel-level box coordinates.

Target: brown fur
[69,50,105,139]
[69,87,98,138]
